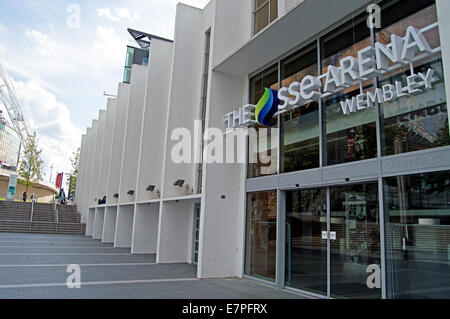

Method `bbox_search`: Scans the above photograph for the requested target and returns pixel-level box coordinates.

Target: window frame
[253,0,278,35]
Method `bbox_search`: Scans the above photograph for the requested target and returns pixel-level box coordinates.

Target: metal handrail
[28,201,34,233]
[30,200,34,222]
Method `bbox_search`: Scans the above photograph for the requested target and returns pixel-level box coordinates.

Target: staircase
[0,201,86,235]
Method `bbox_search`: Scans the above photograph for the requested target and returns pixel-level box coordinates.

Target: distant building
[0,111,20,169]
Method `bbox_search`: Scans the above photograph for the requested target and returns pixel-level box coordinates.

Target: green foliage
[18,135,43,193]
[66,147,80,197]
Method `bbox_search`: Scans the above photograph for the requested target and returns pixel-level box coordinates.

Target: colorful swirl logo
[255,88,280,126]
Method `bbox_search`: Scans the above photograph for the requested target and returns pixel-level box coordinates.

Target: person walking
[22,191,27,202]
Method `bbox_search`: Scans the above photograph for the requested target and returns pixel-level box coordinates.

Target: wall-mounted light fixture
[127,190,135,196]
[173,179,185,187]
[113,193,119,199]
[146,185,156,192]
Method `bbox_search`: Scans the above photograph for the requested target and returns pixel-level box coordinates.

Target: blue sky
[0,0,210,183]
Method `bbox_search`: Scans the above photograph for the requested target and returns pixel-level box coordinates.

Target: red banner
[56,173,63,189]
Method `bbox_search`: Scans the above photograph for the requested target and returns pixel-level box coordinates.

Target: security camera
[146,185,156,192]
[173,179,185,187]
[127,190,135,196]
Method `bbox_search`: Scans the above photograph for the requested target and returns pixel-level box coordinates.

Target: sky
[0,0,210,185]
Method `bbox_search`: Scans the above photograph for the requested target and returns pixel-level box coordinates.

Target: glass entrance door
[284,182,381,298]
[285,188,328,295]
[329,183,381,299]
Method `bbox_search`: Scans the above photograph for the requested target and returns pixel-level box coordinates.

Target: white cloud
[97,7,137,23]
[92,26,128,71]
[25,30,56,56]
[97,8,120,22]
[13,79,81,180]
[114,8,134,21]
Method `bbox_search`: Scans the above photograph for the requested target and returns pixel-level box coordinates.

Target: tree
[18,135,43,194]
[67,147,80,199]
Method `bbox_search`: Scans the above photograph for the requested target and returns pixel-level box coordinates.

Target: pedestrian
[60,188,66,205]
[31,193,35,203]
[22,191,27,202]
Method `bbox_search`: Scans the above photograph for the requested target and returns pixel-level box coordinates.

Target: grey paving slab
[0,264,197,285]
[0,279,304,299]
[0,232,306,299]
[0,233,93,241]
[0,254,157,265]
[0,247,131,255]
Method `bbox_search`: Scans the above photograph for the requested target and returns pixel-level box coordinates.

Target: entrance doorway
[285,182,381,298]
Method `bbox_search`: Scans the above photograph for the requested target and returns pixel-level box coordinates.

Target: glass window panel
[245,190,278,281]
[255,0,268,10]
[285,189,327,295]
[248,65,279,178]
[281,45,319,173]
[322,16,377,166]
[384,170,450,299]
[330,183,381,299]
[270,0,278,23]
[378,4,449,155]
[254,3,270,34]
[125,47,134,68]
[323,86,378,166]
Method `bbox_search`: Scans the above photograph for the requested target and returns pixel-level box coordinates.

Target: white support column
[131,203,160,254]
[436,0,450,131]
[118,65,148,205]
[86,208,95,237]
[156,201,195,264]
[93,207,105,240]
[102,206,118,243]
[107,84,130,206]
[114,205,134,248]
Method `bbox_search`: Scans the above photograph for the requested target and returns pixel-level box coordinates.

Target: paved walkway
[0,233,305,299]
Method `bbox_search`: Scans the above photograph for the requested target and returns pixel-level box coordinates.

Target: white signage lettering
[225,23,440,129]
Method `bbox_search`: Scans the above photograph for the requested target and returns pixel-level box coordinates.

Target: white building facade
[76,0,450,299]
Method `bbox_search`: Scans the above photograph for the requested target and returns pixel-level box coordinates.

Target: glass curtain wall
[245,190,278,281]
[245,0,450,299]
[377,1,449,155]
[384,170,450,298]
[280,44,320,173]
[248,65,279,178]
[321,14,378,166]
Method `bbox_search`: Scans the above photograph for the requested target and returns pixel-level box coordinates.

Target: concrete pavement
[0,233,305,299]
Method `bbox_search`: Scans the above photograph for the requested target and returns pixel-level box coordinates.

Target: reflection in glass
[285,189,327,295]
[378,4,449,155]
[281,45,319,173]
[322,14,377,166]
[248,65,279,178]
[245,190,278,281]
[384,171,450,299]
[330,183,381,299]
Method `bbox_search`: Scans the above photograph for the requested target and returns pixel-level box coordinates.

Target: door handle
[322,231,337,240]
